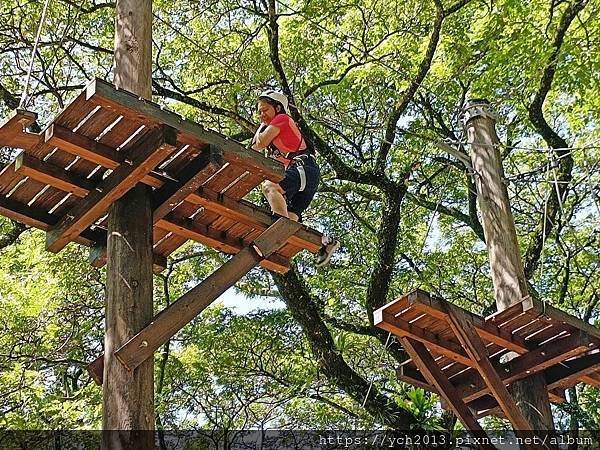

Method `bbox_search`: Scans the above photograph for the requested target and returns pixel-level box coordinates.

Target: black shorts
[279,155,320,222]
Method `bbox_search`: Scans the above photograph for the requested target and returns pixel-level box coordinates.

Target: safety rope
[20,0,52,109]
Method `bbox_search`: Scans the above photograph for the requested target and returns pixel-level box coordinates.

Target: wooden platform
[0,79,322,273]
[375,290,600,420]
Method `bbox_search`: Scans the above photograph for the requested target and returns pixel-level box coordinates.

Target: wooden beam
[0,110,40,149]
[156,214,290,273]
[85,78,284,182]
[46,126,177,252]
[45,124,124,169]
[15,152,94,197]
[152,146,224,223]
[189,188,322,252]
[546,352,600,390]
[0,194,103,246]
[445,304,533,431]
[406,289,529,353]
[457,331,595,403]
[45,123,165,188]
[374,308,473,367]
[399,337,492,446]
[112,218,300,372]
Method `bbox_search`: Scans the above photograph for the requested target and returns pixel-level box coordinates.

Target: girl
[251,90,339,266]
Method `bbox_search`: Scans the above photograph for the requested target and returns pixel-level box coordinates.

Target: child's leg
[262,181,289,218]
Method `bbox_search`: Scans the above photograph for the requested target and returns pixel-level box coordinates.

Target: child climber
[251,89,339,266]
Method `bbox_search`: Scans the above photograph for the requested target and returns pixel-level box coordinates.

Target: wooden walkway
[0,79,322,273]
[375,290,600,425]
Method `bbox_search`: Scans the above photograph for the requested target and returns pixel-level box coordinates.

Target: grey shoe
[316,236,340,267]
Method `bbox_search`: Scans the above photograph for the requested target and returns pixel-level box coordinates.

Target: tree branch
[271,266,416,429]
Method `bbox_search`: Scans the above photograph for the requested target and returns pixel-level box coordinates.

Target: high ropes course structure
[1,0,599,447]
[0,79,323,381]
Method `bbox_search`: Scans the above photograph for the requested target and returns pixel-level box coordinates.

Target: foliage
[0,0,598,433]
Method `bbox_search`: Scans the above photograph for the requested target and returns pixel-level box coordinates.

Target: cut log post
[463,99,555,435]
[102,0,155,449]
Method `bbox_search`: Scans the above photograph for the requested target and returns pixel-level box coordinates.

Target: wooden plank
[14,153,94,197]
[85,78,284,182]
[152,146,224,223]
[399,337,493,444]
[113,218,301,372]
[46,126,178,252]
[0,109,40,149]
[0,195,103,246]
[204,163,247,193]
[189,188,322,252]
[444,305,533,431]
[374,308,473,367]
[546,352,600,390]
[156,214,289,273]
[407,289,530,353]
[224,172,263,199]
[456,331,595,403]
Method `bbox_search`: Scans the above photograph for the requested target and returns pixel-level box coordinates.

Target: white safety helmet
[258,89,290,115]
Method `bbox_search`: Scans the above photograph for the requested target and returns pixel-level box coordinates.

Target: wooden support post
[113,218,300,372]
[464,99,555,433]
[399,337,495,450]
[102,0,154,449]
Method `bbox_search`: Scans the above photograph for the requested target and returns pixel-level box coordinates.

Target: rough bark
[103,0,154,448]
[465,104,555,436]
[524,0,589,278]
[272,266,416,429]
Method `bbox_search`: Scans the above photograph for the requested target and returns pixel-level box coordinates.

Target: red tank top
[269,114,307,165]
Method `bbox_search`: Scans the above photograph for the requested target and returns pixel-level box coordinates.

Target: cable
[19,0,52,108]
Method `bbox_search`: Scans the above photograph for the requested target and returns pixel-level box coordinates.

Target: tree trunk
[463,100,554,432]
[102,0,154,448]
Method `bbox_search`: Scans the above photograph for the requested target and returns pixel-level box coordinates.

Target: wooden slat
[224,172,263,199]
[156,213,289,273]
[0,195,103,246]
[445,304,533,430]
[46,126,177,252]
[406,289,530,353]
[85,78,284,182]
[188,188,322,252]
[14,153,94,197]
[152,146,223,223]
[113,218,300,372]
[374,308,473,367]
[204,163,247,193]
[528,299,600,342]
[400,337,492,443]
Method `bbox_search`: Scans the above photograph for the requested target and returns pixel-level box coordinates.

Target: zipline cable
[20,0,52,109]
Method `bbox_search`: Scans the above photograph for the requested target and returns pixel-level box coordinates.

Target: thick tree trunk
[463,100,554,432]
[102,0,154,448]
